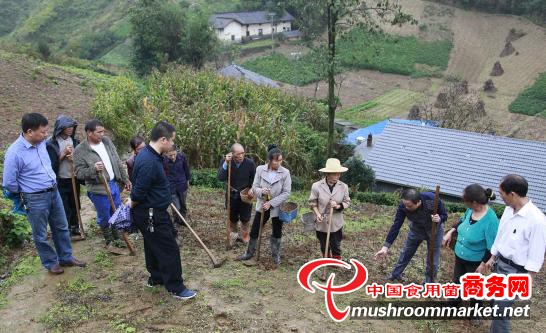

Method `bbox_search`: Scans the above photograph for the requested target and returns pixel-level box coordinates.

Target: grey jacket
[73,137,129,195]
[252,164,291,217]
[308,179,350,233]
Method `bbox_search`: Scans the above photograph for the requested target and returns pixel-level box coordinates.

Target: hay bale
[435,92,449,108]
[483,79,496,92]
[506,28,526,43]
[500,41,516,57]
[408,105,421,120]
[457,80,469,94]
[473,100,486,117]
[490,61,504,76]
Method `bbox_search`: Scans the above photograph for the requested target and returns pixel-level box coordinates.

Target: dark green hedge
[190,168,306,192]
[353,191,505,218]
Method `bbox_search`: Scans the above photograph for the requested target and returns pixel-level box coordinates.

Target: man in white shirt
[486,174,546,333]
[73,120,131,254]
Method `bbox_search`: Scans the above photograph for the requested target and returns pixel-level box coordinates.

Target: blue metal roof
[345,119,436,145]
[365,122,546,211]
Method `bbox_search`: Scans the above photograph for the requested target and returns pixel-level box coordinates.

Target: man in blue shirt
[130,121,196,300]
[375,189,447,283]
[2,113,86,274]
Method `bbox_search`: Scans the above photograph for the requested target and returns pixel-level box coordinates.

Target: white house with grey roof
[210,10,295,42]
[363,121,546,211]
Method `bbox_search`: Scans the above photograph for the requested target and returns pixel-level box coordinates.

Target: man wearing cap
[217,143,256,246]
[308,158,351,260]
[486,174,546,333]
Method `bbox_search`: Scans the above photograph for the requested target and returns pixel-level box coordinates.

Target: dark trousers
[450,255,482,308]
[171,191,187,226]
[132,207,186,294]
[57,178,80,232]
[316,228,343,257]
[249,210,283,239]
[229,192,252,227]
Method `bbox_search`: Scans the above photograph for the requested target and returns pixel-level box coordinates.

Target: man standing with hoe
[73,119,131,255]
[217,143,256,247]
[130,121,197,300]
[375,188,447,283]
[46,115,84,238]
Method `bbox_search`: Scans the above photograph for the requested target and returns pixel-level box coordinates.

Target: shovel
[225,160,232,249]
[171,203,225,268]
[99,171,136,255]
[69,160,85,240]
[427,185,441,282]
[319,206,335,281]
[243,193,270,267]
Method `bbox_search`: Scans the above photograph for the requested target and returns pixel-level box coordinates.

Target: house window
[219,28,224,32]
[283,27,287,32]
[231,35,235,41]
[246,31,250,37]
[258,29,263,36]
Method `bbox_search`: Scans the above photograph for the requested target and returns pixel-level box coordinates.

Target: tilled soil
[1,188,545,333]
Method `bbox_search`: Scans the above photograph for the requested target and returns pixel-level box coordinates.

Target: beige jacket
[252,164,291,217]
[308,179,350,233]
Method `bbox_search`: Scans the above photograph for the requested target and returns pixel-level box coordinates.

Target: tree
[130,0,186,75]
[288,1,415,155]
[341,157,375,192]
[180,13,219,69]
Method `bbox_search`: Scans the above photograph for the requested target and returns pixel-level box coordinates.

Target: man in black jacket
[131,121,196,300]
[46,115,81,237]
[217,143,256,246]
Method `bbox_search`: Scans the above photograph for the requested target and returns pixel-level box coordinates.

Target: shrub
[353,191,400,206]
[341,157,375,192]
[92,66,328,179]
[37,41,51,60]
[190,169,224,189]
[0,193,31,248]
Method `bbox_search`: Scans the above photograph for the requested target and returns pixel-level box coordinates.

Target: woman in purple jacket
[163,145,191,225]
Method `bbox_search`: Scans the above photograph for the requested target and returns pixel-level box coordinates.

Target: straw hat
[319,158,348,173]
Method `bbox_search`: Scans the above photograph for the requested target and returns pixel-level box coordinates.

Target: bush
[0,193,31,248]
[353,191,400,206]
[341,157,375,192]
[190,169,224,189]
[92,66,328,179]
[75,31,120,60]
[37,41,51,60]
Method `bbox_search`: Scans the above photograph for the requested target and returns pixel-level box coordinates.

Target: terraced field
[336,89,424,126]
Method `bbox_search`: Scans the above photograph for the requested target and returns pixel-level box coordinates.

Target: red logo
[297,258,368,322]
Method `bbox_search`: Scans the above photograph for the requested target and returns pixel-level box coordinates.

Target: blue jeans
[88,181,121,229]
[22,189,74,269]
[490,258,527,333]
[390,224,443,283]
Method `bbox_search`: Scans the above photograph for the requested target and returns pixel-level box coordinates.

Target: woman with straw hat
[308,158,350,260]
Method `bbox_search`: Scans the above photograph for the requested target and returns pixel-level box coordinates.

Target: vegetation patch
[509,73,546,117]
[243,29,452,85]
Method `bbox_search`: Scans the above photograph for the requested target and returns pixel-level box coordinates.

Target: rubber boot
[240,222,250,244]
[271,237,282,267]
[238,237,257,260]
[229,231,238,248]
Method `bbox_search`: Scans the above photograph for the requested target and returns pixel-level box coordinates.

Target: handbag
[108,203,137,233]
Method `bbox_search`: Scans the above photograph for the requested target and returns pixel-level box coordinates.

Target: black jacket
[45,115,80,177]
